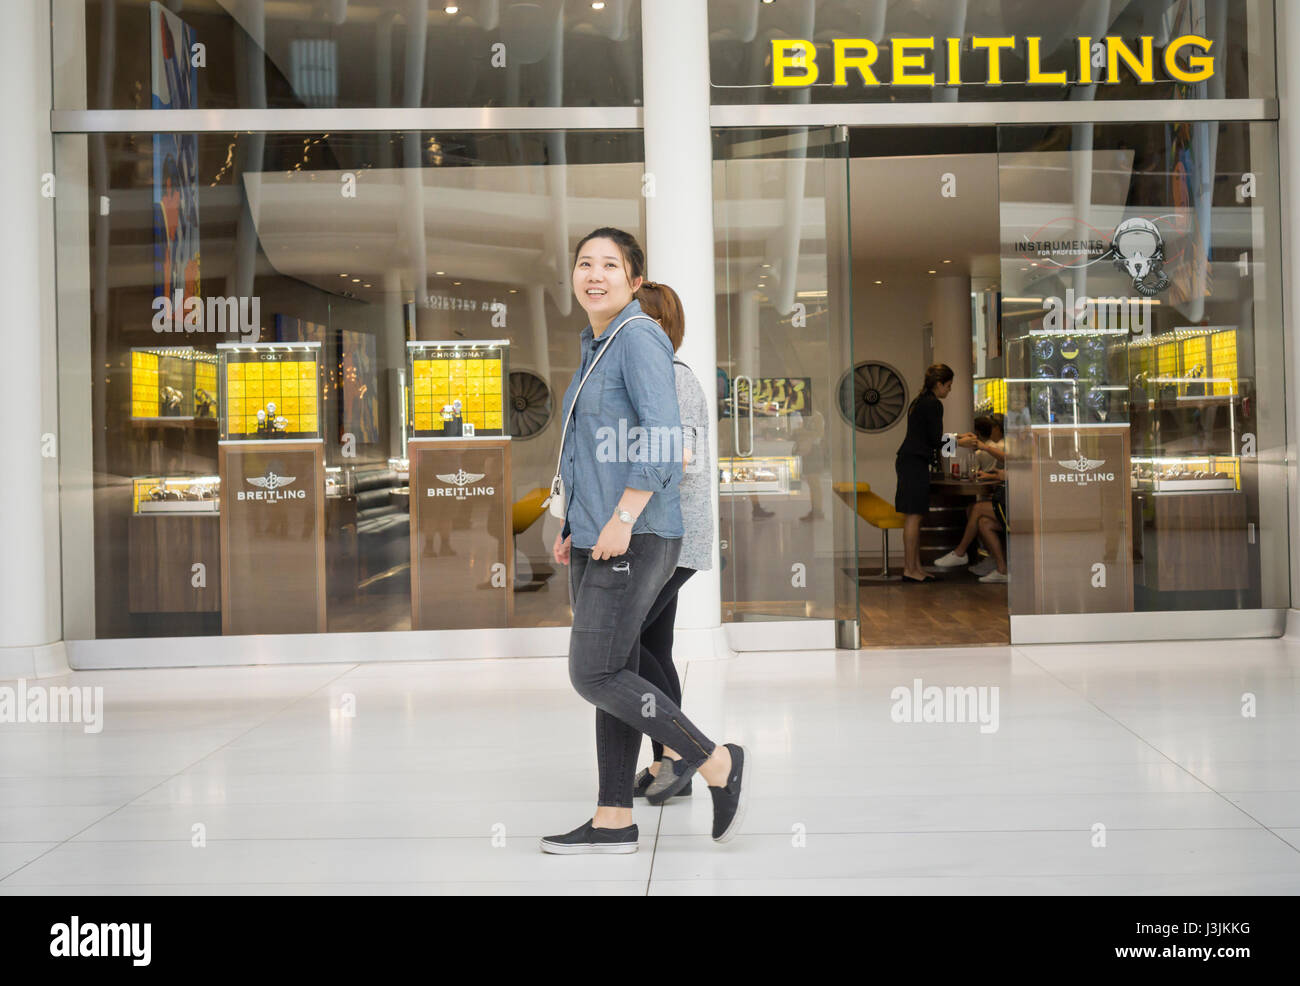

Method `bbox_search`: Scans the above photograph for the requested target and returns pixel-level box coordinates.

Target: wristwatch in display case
[130,347,219,421]
[132,476,221,514]
[1131,456,1240,493]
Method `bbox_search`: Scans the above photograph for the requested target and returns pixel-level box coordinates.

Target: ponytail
[635,280,685,351]
[908,363,955,415]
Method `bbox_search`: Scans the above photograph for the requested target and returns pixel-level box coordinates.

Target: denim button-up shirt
[559,299,684,548]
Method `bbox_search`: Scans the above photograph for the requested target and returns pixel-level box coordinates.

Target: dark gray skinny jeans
[568,533,716,808]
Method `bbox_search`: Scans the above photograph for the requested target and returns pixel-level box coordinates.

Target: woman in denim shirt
[541,228,749,854]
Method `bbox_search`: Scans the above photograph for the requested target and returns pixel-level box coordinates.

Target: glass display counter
[718,455,802,495]
[132,476,220,514]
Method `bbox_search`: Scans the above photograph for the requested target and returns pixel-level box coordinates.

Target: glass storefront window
[53,127,646,639]
[998,120,1288,614]
[708,0,1275,105]
[712,128,859,628]
[56,0,643,110]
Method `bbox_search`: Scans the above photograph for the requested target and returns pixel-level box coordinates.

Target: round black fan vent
[837,361,908,433]
[508,370,552,439]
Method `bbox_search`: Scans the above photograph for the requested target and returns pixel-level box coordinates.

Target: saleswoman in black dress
[894,363,955,583]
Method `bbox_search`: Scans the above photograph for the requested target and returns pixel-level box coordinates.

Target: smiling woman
[542,226,749,852]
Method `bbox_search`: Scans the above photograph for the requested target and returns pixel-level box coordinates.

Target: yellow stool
[512,487,550,537]
[833,481,905,581]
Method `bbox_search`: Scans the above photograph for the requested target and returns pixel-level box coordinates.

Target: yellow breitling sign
[771,35,1214,87]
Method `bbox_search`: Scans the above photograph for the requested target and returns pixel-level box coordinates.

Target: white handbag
[544,313,657,520]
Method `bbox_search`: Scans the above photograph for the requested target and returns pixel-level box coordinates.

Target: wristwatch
[616,509,634,524]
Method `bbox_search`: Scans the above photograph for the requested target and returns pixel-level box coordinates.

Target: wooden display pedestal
[218,440,326,635]
[1023,424,1134,614]
[409,438,513,630]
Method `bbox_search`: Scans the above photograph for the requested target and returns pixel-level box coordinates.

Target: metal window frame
[50,98,1277,134]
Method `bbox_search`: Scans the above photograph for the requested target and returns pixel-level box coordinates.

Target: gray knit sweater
[674,359,714,571]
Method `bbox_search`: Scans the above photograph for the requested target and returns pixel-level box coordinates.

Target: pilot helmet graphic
[1108,217,1170,297]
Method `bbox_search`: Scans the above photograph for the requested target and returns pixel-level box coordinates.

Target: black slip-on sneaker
[708,743,749,843]
[634,766,656,799]
[645,756,699,806]
[540,819,639,855]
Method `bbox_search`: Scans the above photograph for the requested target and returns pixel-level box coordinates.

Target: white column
[1278,0,1300,615]
[930,275,974,435]
[641,0,723,643]
[0,0,66,678]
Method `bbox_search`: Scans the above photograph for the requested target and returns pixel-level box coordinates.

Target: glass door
[712,127,858,636]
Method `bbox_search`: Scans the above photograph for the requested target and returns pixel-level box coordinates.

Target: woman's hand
[591,516,632,561]
[552,531,572,566]
[957,433,981,450]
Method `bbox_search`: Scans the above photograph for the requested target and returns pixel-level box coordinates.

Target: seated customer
[932,416,1009,583]
[968,414,1005,476]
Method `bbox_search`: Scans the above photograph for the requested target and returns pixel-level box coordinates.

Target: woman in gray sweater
[627,282,715,805]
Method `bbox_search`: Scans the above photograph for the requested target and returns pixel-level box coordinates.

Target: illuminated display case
[130,347,219,421]
[132,475,220,514]
[1009,328,1120,425]
[216,342,323,441]
[719,455,801,495]
[406,340,508,438]
[1132,456,1241,492]
[1128,326,1242,495]
[973,376,1007,415]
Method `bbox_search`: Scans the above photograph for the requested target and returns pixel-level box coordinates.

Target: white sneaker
[969,557,996,577]
[933,551,969,568]
[978,570,1009,583]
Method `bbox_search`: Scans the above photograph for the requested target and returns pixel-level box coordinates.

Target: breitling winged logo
[437,469,486,487]
[1058,453,1105,473]
[246,471,296,490]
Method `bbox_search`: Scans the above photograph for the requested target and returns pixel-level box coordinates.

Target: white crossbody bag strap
[544,313,658,516]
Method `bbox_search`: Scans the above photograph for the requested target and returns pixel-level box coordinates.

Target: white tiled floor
[3,637,1300,895]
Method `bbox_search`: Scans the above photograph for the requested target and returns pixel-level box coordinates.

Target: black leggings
[634,566,696,762]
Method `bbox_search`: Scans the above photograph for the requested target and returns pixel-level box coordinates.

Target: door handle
[734,375,754,457]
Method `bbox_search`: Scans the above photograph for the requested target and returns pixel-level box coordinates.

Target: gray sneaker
[969,556,996,577]
[645,756,695,805]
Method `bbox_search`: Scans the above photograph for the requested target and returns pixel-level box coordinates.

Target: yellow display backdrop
[1210,329,1238,397]
[217,342,323,441]
[129,347,219,420]
[408,341,508,438]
